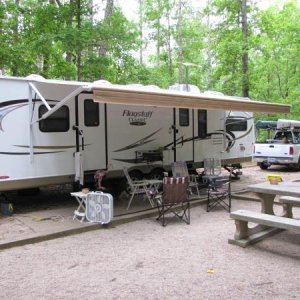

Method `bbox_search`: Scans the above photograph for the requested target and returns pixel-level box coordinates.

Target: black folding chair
[207,176,231,212]
[155,176,190,226]
[171,161,200,198]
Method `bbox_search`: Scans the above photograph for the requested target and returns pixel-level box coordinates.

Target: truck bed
[253,142,299,169]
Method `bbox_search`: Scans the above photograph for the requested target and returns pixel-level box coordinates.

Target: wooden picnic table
[228,180,300,247]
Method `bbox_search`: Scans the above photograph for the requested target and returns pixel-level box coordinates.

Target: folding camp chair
[207,176,231,212]
[123,167,162,210]
[171,161,200,198]
[155,176,190,226]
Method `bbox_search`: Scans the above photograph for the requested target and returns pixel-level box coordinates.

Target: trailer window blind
[84,99,99,127]
[226,117,247,131]
[198,110,207,138]
[179,108,189,127]
[39,105,69,132]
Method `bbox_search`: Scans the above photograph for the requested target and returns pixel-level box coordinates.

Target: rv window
[84,99,99,127]
[39,105,69,132]
[198,110,207,138]
[179,108,189,126]
[226,117,247,131]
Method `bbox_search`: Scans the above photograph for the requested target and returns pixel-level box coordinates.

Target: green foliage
[249,1,300,120]
[0,0,298,125]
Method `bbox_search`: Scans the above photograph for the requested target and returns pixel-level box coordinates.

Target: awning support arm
[28,84,34,162]
[32,85,90,124]
[29,82,51,111]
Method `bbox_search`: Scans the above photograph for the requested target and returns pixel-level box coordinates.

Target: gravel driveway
[0,165,300,300]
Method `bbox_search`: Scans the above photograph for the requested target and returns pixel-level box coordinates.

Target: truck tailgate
[254,143,292,158]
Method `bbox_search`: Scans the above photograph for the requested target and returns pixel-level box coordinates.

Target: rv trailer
[0,75,290,194]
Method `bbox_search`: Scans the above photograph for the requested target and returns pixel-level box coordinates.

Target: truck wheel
[292,157,300,170]
[259,162,269,170]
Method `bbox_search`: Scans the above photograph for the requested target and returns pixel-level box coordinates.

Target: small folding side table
[71,191,88,222]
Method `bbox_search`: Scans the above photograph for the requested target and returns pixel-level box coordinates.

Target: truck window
[293,132,300,142]
[179,108,189,127]
[226,117,247,131]
[274,131,292,143]
[84,99,99,127]
[39,105,69,132]
[198,110,207,138]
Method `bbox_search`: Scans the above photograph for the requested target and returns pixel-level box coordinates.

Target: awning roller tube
[93,86,290,114]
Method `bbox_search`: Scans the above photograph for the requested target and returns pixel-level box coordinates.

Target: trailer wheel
[129,170,144,181]
[148,168,165,180]
[17,188,40,196]
[259,162,269,170]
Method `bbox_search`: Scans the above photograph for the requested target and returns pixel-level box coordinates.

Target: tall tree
[241,0,249,97]
[98,0,114,57]
[250,1,300,116]
[208,0,255,96]
[177,0,183,83]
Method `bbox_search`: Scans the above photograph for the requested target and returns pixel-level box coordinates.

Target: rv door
[174,108,194,162]
[76,94,107,172]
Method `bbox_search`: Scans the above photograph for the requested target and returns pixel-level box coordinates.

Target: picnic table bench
[229,210,300,247]
[229,181,300,247]
[279,196,300,218]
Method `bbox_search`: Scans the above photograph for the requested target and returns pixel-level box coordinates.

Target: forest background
[0,0,299,121]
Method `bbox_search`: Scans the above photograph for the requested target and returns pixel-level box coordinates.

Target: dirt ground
[0,164,300,299]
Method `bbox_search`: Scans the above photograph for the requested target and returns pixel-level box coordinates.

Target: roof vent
[93,79,112,85]
[26,74,45,81]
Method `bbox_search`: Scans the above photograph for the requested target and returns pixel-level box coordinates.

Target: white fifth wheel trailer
[0,75,290,194]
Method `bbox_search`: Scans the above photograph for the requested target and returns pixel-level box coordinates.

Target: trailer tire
[148,168,165,180]
[17,188,40,196]
[259,162,269,170]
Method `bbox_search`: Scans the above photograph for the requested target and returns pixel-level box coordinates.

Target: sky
[92,0,299,21]
[113,0,296,21]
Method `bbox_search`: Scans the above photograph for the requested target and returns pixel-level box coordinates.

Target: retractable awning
[93,85,290,114]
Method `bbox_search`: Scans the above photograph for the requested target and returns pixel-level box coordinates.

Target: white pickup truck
[253,119,300,170]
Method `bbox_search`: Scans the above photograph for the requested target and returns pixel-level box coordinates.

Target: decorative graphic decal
[113,129,161,152]
[0,144,77,155]
[13,145,76,150]
[0,144,92,155]
[162,126,253,152]
[122,109,153,126]
[0,99,60,132]
[0,100,28,131]
[0,151,64,155]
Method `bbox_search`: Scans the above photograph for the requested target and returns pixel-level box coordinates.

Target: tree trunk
[76,0,82,80]
[156,18,161,67]
[138,0,143,65]
[65,0,75,80]
[177,0,183,84]
[166,8,173,79]
[11,0,20,76]
[98,0,114,57]
[206,0,212,89]
[241,0,249,97]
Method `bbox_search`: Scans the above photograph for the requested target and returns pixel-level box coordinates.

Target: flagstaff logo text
[122,110,153,126]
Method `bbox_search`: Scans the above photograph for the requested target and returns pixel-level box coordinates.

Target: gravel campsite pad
[0,165,300,299]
